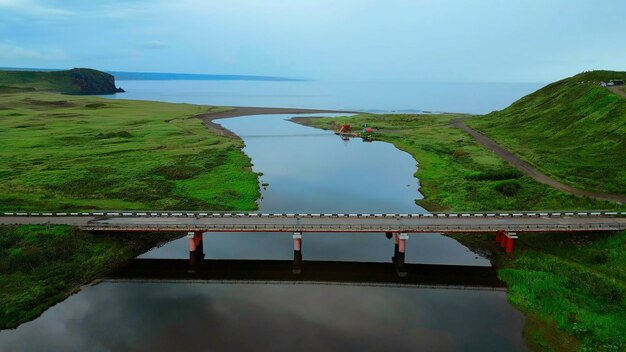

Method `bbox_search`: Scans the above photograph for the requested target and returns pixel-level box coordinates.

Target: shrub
[469,169,523,181]
[95,131,131,139]
[452,149,468,158]
[495,181,521,196]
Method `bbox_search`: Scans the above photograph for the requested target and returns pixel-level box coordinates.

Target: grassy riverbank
[0,90,260,328]
[0,92,260,211]
[299,113,624,351]
[455,230,626,352]
[0,225,182,329]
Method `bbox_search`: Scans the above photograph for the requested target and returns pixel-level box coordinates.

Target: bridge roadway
[1,211,625,233]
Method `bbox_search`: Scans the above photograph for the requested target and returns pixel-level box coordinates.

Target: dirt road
[608,86,626,98]
[451,118,626,203]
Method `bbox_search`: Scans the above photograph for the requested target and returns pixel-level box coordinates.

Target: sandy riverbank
[195,106,360,137]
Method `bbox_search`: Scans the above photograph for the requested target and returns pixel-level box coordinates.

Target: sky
[0,0,625,83]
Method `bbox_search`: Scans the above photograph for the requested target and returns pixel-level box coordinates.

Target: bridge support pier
[496,230,505,244]
[293,232,302,252]
[393,232,400,258]
[504,232,518,254]
[188,232,197,252]
[499,232,508,249]
[392,232,401,269]
[293,232,302,274]
[393,233,408,277]
[188,231,204,270]
[293,250,302,274]
[188,231,203,252]
[496,231,518,254]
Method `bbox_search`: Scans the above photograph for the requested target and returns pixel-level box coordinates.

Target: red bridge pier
[293,232,302,274]
[181,228,518,276]
[496,230,518,254]
[392,232,408,277]
[188,231,204,269]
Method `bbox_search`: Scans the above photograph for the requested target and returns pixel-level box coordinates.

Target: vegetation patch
[494,180,521,196]
[22,98,77,107]
[95,131,132,139]
[85,103,107,109]
[469,169,523,181]
[0,86,35,94]
[0,225,181,329]
[498,231,626,352]
[153,147,230,180]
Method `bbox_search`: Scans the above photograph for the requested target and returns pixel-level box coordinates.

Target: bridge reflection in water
[108,252,506,291]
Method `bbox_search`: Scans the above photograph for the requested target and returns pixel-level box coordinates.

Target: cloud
[0,0,74,19]
[0,43,70,61]
[142,40,168,49]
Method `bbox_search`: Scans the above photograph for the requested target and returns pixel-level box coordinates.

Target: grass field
[300,113,624,351]
[467,71,626,195]
[0,92,260,211]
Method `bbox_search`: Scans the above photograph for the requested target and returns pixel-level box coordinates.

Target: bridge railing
[2,210,625,218]
[80,222,625,232]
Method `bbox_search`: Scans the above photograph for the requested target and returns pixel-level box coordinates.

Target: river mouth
[143,113,490,266]
[0,113,528,351]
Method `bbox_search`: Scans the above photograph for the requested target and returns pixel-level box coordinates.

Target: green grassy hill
[467,70,626,195]
[0,68,124,95]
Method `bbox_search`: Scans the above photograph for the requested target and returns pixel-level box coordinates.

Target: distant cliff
[0,68,124,95]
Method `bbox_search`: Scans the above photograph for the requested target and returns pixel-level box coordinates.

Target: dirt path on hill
[451,118,626,203]
[194,106,360,137]
[608,86,626,98]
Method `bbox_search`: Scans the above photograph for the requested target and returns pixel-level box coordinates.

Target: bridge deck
[1,212,625,233]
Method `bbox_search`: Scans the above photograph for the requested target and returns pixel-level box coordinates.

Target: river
[0,81,533,351]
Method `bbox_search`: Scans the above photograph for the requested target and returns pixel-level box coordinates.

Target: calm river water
[0,81,531,351]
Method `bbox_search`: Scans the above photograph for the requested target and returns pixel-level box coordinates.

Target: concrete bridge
[3,210,624,275]
[2,210,624,233]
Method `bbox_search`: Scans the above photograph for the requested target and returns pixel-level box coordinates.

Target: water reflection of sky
[0,283,527,352]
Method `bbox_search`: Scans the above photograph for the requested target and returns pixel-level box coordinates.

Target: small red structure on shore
[335,123,374,141]
[335,124,359,138]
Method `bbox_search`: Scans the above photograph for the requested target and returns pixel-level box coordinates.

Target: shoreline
[195,106,361,137]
